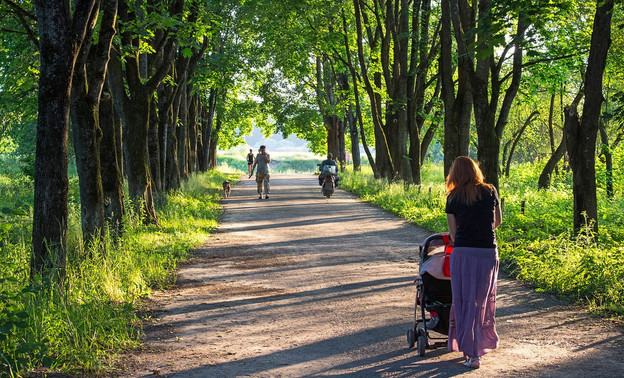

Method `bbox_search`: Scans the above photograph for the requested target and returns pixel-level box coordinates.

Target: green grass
[0,169,236,376]
[340,160,624,318]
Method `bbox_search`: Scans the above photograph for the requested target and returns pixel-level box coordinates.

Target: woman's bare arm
[447,213,457,242]
[494,202,502,229]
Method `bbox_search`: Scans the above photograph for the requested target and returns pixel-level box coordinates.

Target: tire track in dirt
[120,174,624,377]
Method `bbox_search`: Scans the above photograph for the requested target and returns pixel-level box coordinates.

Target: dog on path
[222,180,231,198]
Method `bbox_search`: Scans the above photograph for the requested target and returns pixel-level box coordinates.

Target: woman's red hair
[445,156,493,205]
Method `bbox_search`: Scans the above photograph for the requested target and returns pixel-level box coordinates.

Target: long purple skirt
[447,246,499,357]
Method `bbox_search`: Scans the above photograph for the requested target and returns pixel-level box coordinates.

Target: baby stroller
[406,233,453,356]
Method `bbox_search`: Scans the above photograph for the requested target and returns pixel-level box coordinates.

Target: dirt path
[121,174,624,377]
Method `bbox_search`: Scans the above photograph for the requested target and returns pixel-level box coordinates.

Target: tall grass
[0,169,235,376]
[340,162,624,317]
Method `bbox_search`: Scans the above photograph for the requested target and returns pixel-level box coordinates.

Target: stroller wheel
[416,328,427,357]
[407,328,416,349]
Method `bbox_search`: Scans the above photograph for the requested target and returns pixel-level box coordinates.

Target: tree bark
[440,0,472,177]
[32,0,96,278]
[347,105,361,171]
[188,90,199,174]
[547,92,559,175]
[99,90,125,236]
[111,0,182,222]
[208,111,222,169]
[124,91,159,223]
[177,84,189,181]
[420,112,440,166]
[148,98,162,192]
[566,0,613,234]
[598,123,614,198]
[383,0,412,182]
[164,89,180,190]
[341,8,374,174]
[450,0,528,189]
[69,0,117,251]
[199,88,216,172]
[315,55,343,162]
[353,0,393,178]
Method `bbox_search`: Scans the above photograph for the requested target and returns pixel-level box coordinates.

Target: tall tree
[70,0,118,251]
[565,0,614,234]
[108,0,182,224]
[440,0,472,176]
[450,0,530,189]
[32,0,97,278]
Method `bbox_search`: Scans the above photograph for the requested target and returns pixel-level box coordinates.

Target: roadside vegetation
[0,164,236,375]
[340,151,624,318]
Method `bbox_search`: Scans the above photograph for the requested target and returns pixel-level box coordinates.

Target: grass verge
[340,163,624,318]
[0,169,237,376]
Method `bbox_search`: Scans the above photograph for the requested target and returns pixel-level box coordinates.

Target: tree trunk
[537,135,566,190]
[440,0,472,177]
[188,90,198,174]
[384,0,412,183]
[353,0,392,178]
[451,0,528,189]
[547,92,559,175]
[177,85,188,181]
[341,8,374,174]
[32,0,96,278]
[199,89,216,172]
[208,116,221,169]
[157,82,170,188]
[148,99,162,192]
[124,93,159,224]
[420,113,440,166]
[99,90,125,236]
[70,91,106,251]
[69,0,117,251]
[347,106,361,171]
[315,56,343,163]
[566,0,613,234]
[197,102,206,171]
[598,123,614,198]
[113,0,181,223]
[164,98,180,191]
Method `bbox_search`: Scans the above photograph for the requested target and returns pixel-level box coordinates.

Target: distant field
[218,153,322,174]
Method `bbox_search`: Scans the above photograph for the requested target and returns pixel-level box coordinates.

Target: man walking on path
[253,145,271,199]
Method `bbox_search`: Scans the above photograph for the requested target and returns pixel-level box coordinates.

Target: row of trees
[0,0,256,278]
[0,0,620,279]
[246,0,620,234]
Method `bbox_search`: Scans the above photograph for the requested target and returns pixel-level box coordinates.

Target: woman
[247,149,254,178]
[445,156,502,369]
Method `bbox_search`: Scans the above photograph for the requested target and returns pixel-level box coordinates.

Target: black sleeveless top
[445,185,499,248]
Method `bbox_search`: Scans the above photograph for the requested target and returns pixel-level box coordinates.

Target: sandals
[463,356,481,369]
